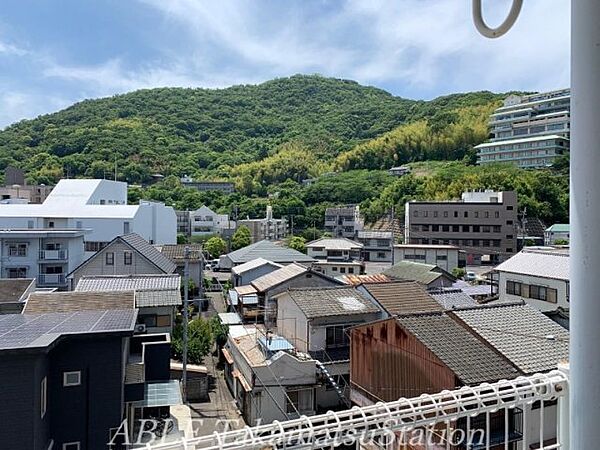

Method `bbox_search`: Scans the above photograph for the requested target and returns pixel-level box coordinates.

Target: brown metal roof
[158,244,203,262]
[23,291,136,314]
[340,274,392,286]
[360,281,443,315]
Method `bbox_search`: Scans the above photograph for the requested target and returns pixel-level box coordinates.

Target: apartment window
[473,225,481,232]
[7,267,26,278]
[41,377,47,418]
[436,255,448,261]
[76,221,83,229]
[464,211,468,218]
[105,252,115,266]
[340,267,346,274]
[413,211,419,217]
[506,248,514,253]
[474,211,479,218]
[85,241,109,252]
[124,251,133,265]
[506,235,514,239]
[63,371,81,387]
[484,211,489,218]
[452,225,459,232]
[62,443,80,450]
[48,221,55,228]
[472,240,480,247]
[421,225,429,232]
[495,211,500,218]
[100,199,106,205]
[432,225,439,232]
[442,225,449,232]
[443,211,448,218]
[482,240,490,247]
[433,211,438,218]
[462,225,470,232]
[348,267,354,274]
[493,240,501,247]
[423,211,428,218]
[27,220,34,229]
[326,325,349,348]
[332,267,338,272]
[123,221,131,234]
[506,280,522,296]
[482,226,490,233]
[507,206,514,210]
[493,225,502,233]
[8,243,27,256]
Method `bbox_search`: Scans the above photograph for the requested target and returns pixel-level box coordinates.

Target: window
[506,248,513,253]
[7,267,26,278]
[348,267,354,274]
[423,211,428,217]
[332,267,338,272]
[123,221,131,234]
[452,225,459,232]
[506,281,522,296]
[48,221,55,228]
[464,211,468,218]
[474,211,479,218]
[156,315,171,328]
[63,371,81,387]
[76,221,83,229]
[286,389,300,414]
[484,211,489,218]
[340,267,346,274]
[432,225,439,232]
[433,211,438,218]
[495,211,500,218]
[453,211,458,218]
[442,225,449,232]
[443,211,448,218]
[472,240,480,247]
[41,377,47,418]
[462,225,470,232]
[529,285,558,303]
[506,235,514,239]
[105,252,114,266]
[285,389,313,414]
[326,325,349,348]
[493,225,502,233]
[421,225,429,232]
[124,251,133,265]
[436,255,447,261]
[27,220,34,229]
[413,210,419,217]
[482,226,490,233]
[63,443,80,450]
[85,241,109,252]
[472,225,481,232]
[377,252,386,259]
[8,243,27,256]
[482,240,490,247]
[507,205,514,210]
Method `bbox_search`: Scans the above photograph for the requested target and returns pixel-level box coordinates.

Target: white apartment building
[324,206,364,239]
[477,88,570,168]
[393,244,464,272]
[238,206,287,243]
[0,229,88,288]
[0,179,176,256]
[189,205,235,237]
[494,247,569,312]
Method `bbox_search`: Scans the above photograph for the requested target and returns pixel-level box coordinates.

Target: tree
[231,225,252,250]
[171,317,214,364]
[204,236,227,258]
[554,238,569,245]
[452,267,466,279]
[288,236,307,253]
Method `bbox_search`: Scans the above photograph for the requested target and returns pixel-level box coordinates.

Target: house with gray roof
[156,243,203,285]
[219,240,315,270]
[356,280,443,316]
[383,260,455,289]
[230,257,282,287]
[429,289,479,309]
[74,274,182,334]
[68,232,176,288]
[0,278,35,314]
[494,247,570,312]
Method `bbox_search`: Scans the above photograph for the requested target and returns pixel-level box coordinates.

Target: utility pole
[182,245,190,402]
[198,245,204,310]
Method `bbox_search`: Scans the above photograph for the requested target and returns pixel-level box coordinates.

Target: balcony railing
[39,249,68,260]
[38,273,66,285]
[145,369,568,450]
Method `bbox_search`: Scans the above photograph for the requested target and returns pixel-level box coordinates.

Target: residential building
[238,206,287,242]
[0,179,177,256]
[222,325,317,425]
[393,244,464,272]
[350,303,569,449]
[476,89,570,168]
[157,243,203,286]
[230,258,282,287]
[494,247,570,312]
[311,260,364,278]
[383,261,455,289]
[0,228,88,289]
[545,223,570,245]
[405,190,519,264]
[356,280,443,316]
[0,167,53,204]
[276,287,383,411]
[189,205,235,237]
[249,263,343,326]
[0,278,35,314]
[180,176,235,193]
[227,285,260,322]
[218,239,315,270]
[429,289,479,309]
[324,205,364,239]
[388,166,411,176]
[68,232,176,288]
[306,237,363,261]
[356,230,393,262]
[175,210,191,235]
[73,274,182,333]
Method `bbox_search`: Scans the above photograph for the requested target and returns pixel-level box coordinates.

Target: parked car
[464,271,477,282]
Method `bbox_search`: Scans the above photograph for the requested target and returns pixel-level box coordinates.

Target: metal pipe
[472,0,523,39]
[571,1,600,448]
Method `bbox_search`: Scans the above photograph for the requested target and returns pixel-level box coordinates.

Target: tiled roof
[430,290,479,309]
[360,281,442,315]
[452,304,569,374]
[306,237,363,250]
[383,261,453,285]
[231,258,282,275]
[339,274,392,286]
[285,287,381,319]
[226,240,315,265]
[0,310,137,351]
[157,244,203,262]
[356,230,393,239]
[0,278,34,304]
[396,313,520,385]
[135,290,181,307]
[251,263,308,292]
[23,291,136,314]
[546,224,570,233]
[121,233,177,273]
[494,249,569,281]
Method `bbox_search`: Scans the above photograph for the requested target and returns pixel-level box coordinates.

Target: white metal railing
[38,273,66,285]
[140,369,568,450]
[39,249,68,260]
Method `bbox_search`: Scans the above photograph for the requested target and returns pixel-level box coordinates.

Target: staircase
[315,360,351,408]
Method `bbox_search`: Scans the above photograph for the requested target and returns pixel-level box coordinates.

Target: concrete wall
[498,271,569,311]
[393,247,460,272]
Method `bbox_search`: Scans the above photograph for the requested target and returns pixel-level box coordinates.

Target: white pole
[571,1,600,448]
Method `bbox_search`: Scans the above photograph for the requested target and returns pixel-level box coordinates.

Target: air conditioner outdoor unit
[135,324,147,333]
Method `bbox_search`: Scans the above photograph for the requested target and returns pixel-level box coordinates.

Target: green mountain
[0,75,505,185]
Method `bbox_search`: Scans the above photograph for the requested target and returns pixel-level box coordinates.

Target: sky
[0,0,570,128]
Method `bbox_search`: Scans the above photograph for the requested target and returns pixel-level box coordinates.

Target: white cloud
[0,90,70,129]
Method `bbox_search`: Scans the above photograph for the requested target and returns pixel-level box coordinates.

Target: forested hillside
[0,74,568,228]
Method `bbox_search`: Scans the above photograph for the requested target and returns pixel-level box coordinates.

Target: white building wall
[498,271,569,312]
[393,247,460,272]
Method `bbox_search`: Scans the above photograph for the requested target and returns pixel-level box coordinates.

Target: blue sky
[0,0,569,128]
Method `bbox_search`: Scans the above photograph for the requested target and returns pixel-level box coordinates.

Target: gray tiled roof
[0,278,34,304]
[452,304,569,374]
[285,287,381,319]
[383,261,453,285]
[226,240,316,265]
[157,244,203,262]
[231,258,282,275]
[494,249,569,281]
[430,290,479,309]
[397,313,520,385]
[121,233,177,273]
[0,309,137,351]
[360,281,443,315]
[24,290,136,314]
[251,263,308,292]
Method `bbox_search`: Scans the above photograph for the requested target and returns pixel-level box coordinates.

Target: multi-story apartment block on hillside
[476,88,570,168]
[324,206,364,239]
[405,190,518,264]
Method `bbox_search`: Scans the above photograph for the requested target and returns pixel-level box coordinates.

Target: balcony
[39,249,68,260]
[145,369,568,450]
[38,273,66,285]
